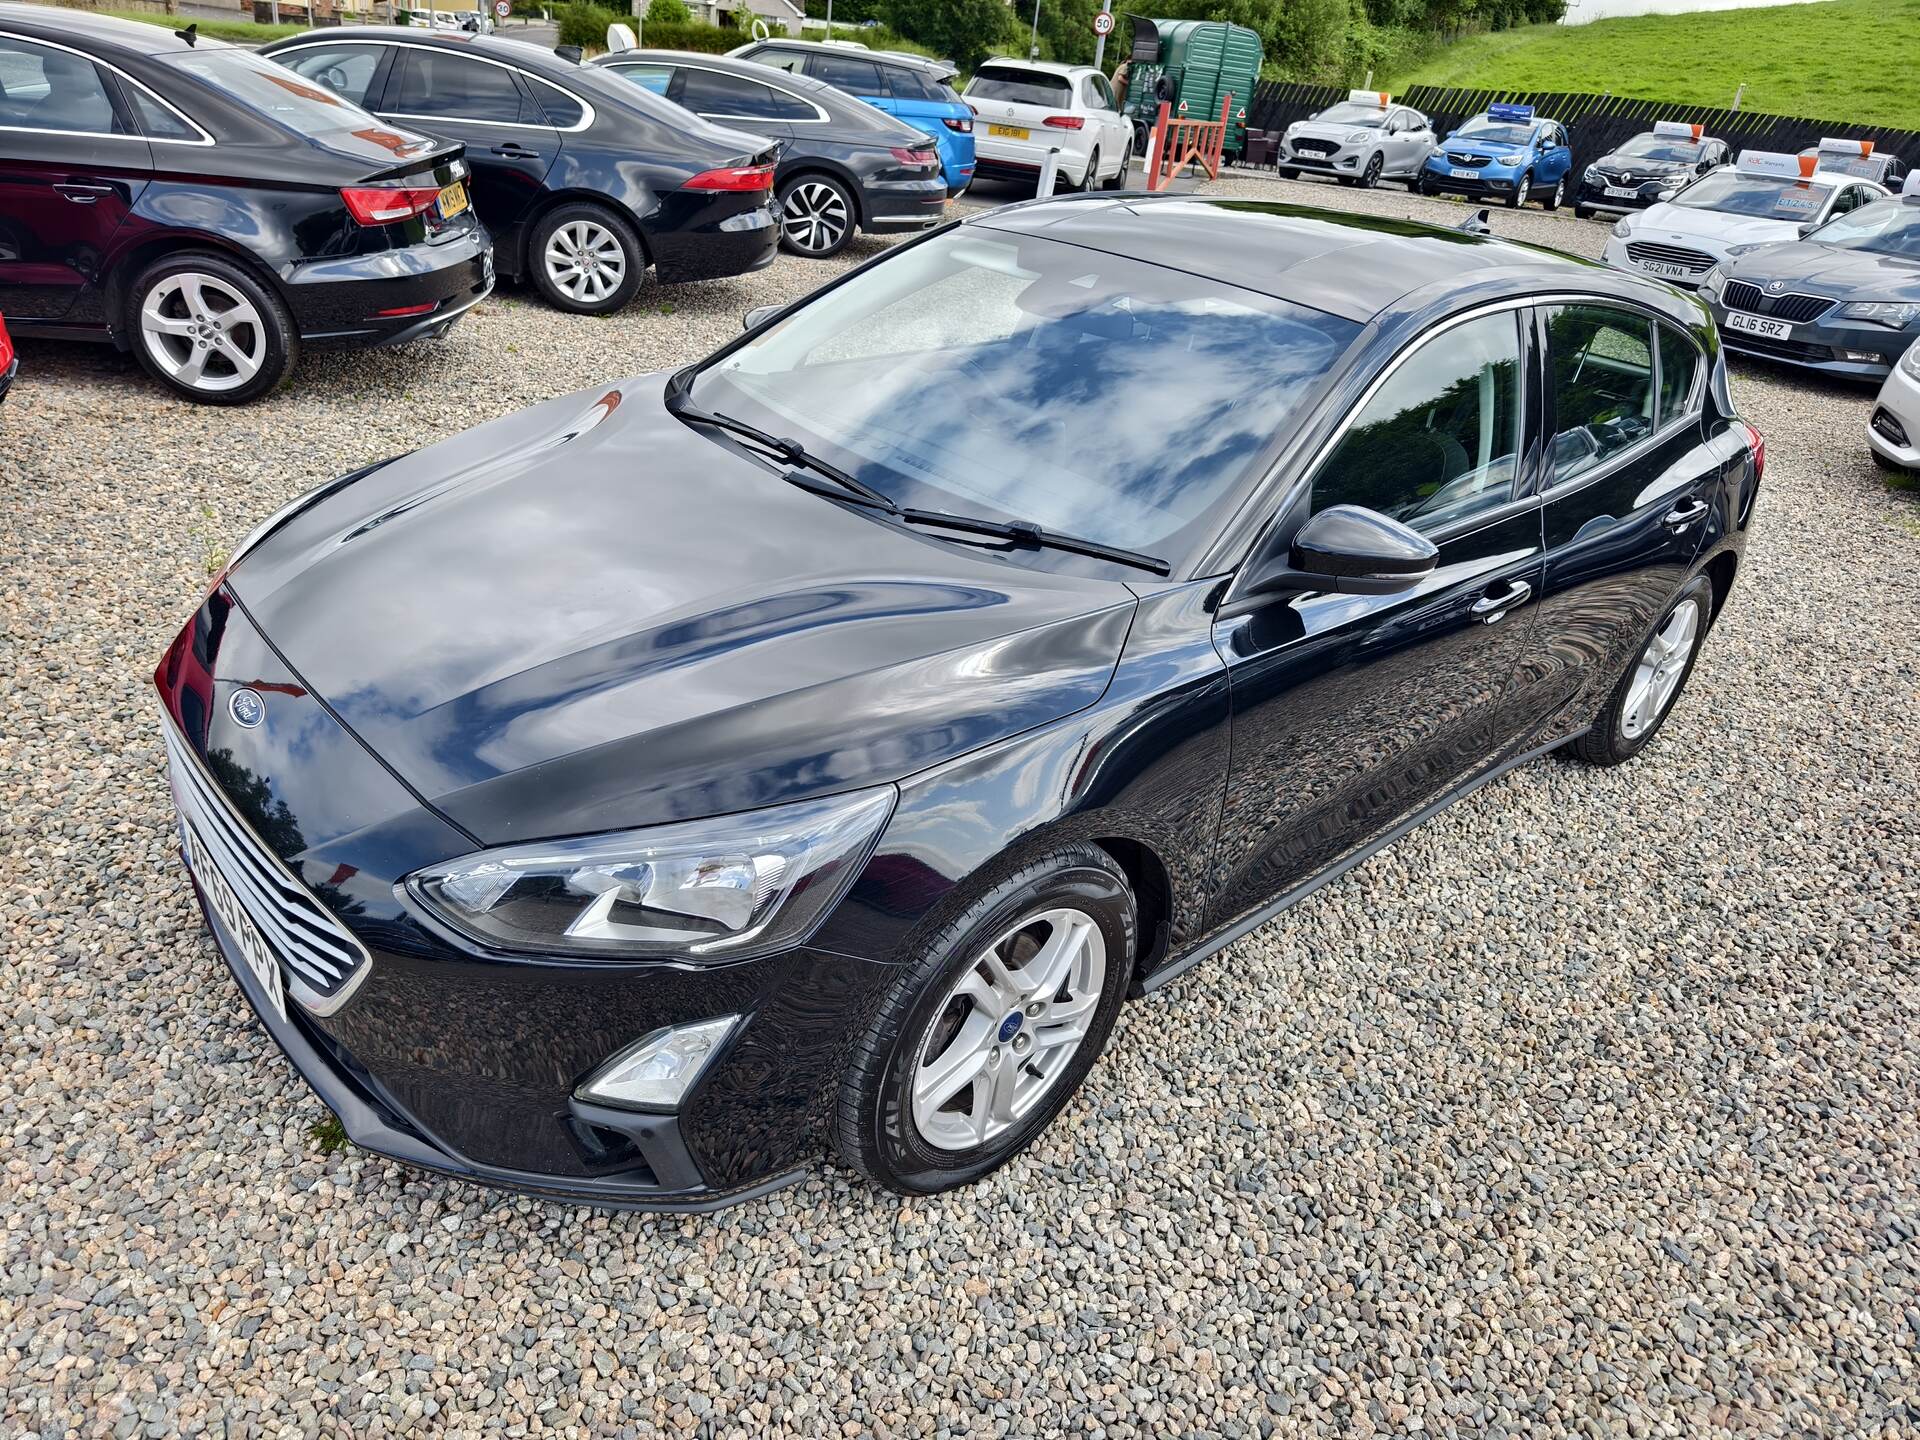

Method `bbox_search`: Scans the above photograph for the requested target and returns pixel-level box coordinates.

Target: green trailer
[1119,17,1262,157]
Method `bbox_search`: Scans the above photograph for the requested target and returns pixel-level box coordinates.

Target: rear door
[0,33,152,322]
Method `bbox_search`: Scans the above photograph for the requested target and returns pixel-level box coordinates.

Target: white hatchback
[964,59,1133,192]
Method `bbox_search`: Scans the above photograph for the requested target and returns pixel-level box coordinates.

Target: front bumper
[1868,362,1920,466]
[1706,298,1913,379]
[1576,176,1674,214]
[0,353,15,404]
[1603,235,1717,291]
[1279,139,1370,178]
[1421,163,1524,198]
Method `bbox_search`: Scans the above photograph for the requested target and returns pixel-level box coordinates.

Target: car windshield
[1457,123,1534,146]
[1619,135,1701,163]
[1806,199,1920,258]
[1314,103,1386,126]
[687,227,1359,564]
[967,67,1071,106]
[1673,170,1832,220]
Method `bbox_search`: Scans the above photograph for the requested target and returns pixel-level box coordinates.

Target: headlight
[1724,243,1765,258]
[1583,165,1598,182]
[1347,130,1371,145]
[1903,341,1920,378]
[1286,122,1301,135]
[1699,266,1724,298]
[1612,218,1633,239]
[407,786,895,961]
[1837,301,1920,328]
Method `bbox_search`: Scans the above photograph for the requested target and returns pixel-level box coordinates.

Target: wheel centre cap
[997,1011,1024,1043]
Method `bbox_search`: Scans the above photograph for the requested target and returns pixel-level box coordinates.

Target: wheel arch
[1703,548,1739,625]
[513,188,656,278]
[102,231,291,350]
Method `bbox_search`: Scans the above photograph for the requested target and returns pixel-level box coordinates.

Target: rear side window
[808,54,884,95]
[276,44,385,109]
[884,65,939,102]
[747,47,805,75]
[968,67,1072,107]
[1657,324,1700,421]
[1545,304,1656,483]
[678,67,815,122]
[390,50,530,125]
[0,36,125,135]
[1310,312,1524,532]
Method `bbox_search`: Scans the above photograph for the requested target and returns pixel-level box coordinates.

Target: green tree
[882,0,1014,70]
[648,0,692,21]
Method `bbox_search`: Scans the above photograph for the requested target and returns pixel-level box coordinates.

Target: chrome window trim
[621,59,830,125]
[0,27,214,145]
[269,37,595,133]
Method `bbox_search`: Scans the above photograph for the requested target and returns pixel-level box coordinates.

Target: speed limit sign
[1092,10,1114,36]
[493,0,509,17]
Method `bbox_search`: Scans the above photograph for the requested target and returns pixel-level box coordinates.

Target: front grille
[1872,407,1910,446]
[1722,281,1833,324]
[1721,330,1833,364]
[1625,241,1716,273]
[1291,137,1338,157]
[163,721,370,1010]
[1445,152,1488,168]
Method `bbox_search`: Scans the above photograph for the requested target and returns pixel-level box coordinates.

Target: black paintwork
[0,5,492,352]
[155,195,1757,1208]
[591,51,947,241]
[260,29,781,285]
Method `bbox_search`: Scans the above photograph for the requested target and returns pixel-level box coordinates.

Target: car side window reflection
[1546,304,1656,484]
[1309,312,1523,532]
[278,45,383,109]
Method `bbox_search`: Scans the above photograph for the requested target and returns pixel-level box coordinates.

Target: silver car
[1278,92,1436,189]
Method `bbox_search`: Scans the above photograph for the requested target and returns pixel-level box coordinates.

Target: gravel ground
[3,177,1917,1439]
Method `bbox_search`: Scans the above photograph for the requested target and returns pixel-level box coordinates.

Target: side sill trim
[1132,728,1585,998]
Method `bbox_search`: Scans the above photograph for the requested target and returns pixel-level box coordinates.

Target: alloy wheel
[543,219,627,304]
[781,180,850,255]
[1362,153,1383,188]
[138,272,267,395]
[910,906,1107,1152]
[1621,597,1701,739]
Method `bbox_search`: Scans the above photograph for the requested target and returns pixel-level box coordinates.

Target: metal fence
[1242,82,1920,176]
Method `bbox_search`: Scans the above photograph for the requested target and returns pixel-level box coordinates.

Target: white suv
[964,59,1133,192]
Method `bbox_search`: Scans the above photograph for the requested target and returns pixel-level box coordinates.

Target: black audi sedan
[591,50,946,258]
[157,197,1759,1209]
[0,6,490,404]
[1573,123,1731,220]
[1701,189,1920,379]
[261,29,779,313]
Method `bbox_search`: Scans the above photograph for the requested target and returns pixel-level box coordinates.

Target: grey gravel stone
[0,172,1915,1438]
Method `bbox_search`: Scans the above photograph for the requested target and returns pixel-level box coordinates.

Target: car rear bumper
[288,228,495,348]
[649,193,781,285]
[863,176,950,232]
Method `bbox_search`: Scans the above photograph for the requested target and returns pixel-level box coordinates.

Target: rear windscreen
[968,68,1071,107]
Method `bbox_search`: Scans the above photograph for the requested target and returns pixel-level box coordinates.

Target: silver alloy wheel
[911,906,1107,1153]
[543,218,627,303]
[781,180,850,254]
[138,272,267,394]
[1363,152,1383,187]
[1621,597,1701,740]
[1551,177,1565,207]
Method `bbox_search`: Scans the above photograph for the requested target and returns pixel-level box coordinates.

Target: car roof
[976,57,1089,77]
[0,1,223,57]
[601,49,874,108]
[269,27,581,79]
[972,195,1698,327]
[744,38,950,74]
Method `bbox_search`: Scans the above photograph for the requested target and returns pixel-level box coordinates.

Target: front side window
[1310,312,1523,532]
[678,68,813,122]
[1657,323,1699,422]
[689,228,1358,562]
[1546,305,1656,483]
[750,48,806,75]
[389,50,529,124]
[0,37,123,134]
[275,44,385,109]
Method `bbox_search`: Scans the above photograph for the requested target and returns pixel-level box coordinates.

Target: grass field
[100,8,307,42]
[1400,0,1920,129]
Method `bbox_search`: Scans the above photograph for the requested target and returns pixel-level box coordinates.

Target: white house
[684,0,803,36]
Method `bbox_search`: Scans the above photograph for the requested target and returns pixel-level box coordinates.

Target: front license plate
[182,820,287,1024]
[1639,260,1695,280]
[1604,185,1640,198]
[1726,311,1793,340]
[989,124,1029,140]
[437,180,469,219]
[1450,166,1477,178]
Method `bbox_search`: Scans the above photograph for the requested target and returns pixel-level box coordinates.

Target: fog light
[1841,351,1882,364]
[577,1015,738,1110]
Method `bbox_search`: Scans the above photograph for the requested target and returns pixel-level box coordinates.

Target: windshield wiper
[665,386,898,510]
[664,375,1169,576]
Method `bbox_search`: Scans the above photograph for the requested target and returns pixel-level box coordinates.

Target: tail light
[682,163,776,193]
[1738,419,1765,483]
[942,116,972,133]
[1044,115,1084,130]
[890,147,939,168]
[340,184,442,226]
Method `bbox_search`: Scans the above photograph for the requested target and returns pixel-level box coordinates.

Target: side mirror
[743,303,780,331]
[1797,221,1818,238]
[1244,505,1439,598]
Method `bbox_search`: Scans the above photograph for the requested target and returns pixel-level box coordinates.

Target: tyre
[1101,138,1130,190]
[1869,444,1908,473]
[832,844,1136,1195]
[777,172,857,257]
[1567,575,1713,767]
[1544,175,1566,211]
[1574,203,1593,219]
[1277,165,1299,181]
[1415,174,1434,196]
[529,202,645,314]
[1360,152,1384,189]
[1067,148,1099,194]
[127,251,295,406]
[1506,170,1529,208]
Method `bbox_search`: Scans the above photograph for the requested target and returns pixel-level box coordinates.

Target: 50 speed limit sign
[1092,11,1114,36]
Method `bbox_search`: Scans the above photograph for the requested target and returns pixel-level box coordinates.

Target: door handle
[491,143,540,158]
[1471,579,1532,622]
[55,182,115,204]
[1663,499,1709,529]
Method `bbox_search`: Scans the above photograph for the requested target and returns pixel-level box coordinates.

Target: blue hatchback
[729,41,976,195]
[1420,104,1574,210]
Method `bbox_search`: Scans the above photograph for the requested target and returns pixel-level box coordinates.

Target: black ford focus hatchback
[158,197,1759,1209]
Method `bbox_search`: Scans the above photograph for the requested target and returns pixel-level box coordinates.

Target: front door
[1208,308,1547,926]
[0,34,151,322]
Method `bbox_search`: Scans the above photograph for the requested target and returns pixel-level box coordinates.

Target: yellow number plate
[437,181,469,218]
[989,124,1029,140]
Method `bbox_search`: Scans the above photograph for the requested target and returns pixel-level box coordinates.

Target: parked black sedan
[592,50,946,258]
[1700,189,1920,379]
[0,6,490,404]
[1574,122,1732,220]
[261,29,779,313]
[157,197,1758,1209]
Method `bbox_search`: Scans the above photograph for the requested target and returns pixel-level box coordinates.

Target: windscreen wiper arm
[664,388,899,511]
